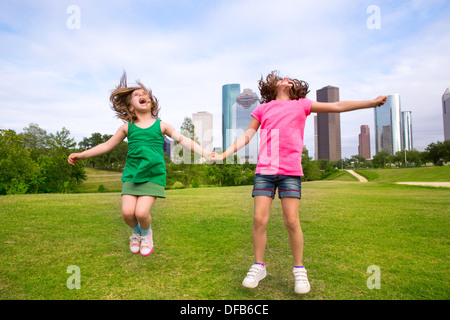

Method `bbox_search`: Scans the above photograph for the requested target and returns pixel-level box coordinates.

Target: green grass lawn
[355,166,450,182]
[0,181,448,300]
[74,168,123,193]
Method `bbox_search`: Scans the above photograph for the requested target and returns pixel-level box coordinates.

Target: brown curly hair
[258,70,310,103]
[109,71,160,122]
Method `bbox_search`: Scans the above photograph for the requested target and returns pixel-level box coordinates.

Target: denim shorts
[252,174,302,199]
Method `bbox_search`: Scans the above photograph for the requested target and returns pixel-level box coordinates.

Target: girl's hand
[373,96,387,107]
[67,153,83,166]
[204,152,211,162]
[211,153,225,162]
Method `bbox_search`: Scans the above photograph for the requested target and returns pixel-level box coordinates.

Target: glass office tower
[374,94,402,154]
[401,111,413,151]
[232,89,260,163]
[443,88,450,141]
[222,84,241,150]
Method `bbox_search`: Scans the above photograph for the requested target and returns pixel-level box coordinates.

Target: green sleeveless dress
[121,119,166,198]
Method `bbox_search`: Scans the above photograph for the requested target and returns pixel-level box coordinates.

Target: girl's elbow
[327,103,344,113]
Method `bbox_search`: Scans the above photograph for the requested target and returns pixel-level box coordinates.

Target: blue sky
[1,0,449,159]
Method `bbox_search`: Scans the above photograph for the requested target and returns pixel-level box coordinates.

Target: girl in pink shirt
[214,70,386,294]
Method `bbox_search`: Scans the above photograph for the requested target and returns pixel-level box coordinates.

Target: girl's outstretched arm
[67,123,128,165]
[217,117,260,161]
[311,96,387,113]
[161,121,212,160]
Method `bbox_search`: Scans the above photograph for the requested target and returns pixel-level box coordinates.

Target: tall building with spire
[232,89,259,163]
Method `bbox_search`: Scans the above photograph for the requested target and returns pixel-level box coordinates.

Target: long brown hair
[258,70,310,103]
[110,71,160,122]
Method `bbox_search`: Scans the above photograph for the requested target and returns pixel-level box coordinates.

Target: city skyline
[1,1,449,159]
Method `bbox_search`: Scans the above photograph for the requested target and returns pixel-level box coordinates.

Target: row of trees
[1,121,449,195]
[345,140,450,169]
[0,124,85,195]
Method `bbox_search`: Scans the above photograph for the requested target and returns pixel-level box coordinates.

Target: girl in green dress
[68,73,212,256]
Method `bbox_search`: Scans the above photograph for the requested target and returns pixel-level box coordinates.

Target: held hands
[211,152,226,162]
[203,152,229,163]
[203,152,226,163]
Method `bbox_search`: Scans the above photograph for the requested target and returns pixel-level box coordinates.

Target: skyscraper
[232,89,259,163]
[315,85,341,161]
[192,111,213,162]
[222,84,240,150]
[163,136,173,159]
[358,125,371,159]
[374,94,402,154]
[443,88,450,141]
[401,111,413,151]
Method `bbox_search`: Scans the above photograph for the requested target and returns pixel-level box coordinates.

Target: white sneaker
[129,233,141,254]
[293,267,310,294]
[140,231,154,257]
[242,263,266,288]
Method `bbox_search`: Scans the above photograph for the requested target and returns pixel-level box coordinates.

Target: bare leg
[134,196,157,231]
[122,195,138,228]
[253,196,273,264]
[281,197,303,266]
[121,195,157,230]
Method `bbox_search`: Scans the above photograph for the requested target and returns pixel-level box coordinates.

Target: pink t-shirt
[251,98,312,176]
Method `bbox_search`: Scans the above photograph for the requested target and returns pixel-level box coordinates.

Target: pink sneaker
[140,231,153,257]
[129,233,141,254]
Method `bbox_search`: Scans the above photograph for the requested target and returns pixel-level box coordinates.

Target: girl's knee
[122,208,135,220]
[283,214,300,231]
[135,209,150,221]
[253,211,269,227]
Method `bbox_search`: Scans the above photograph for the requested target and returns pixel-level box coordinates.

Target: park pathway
[396,182,450,187]
[345,170,450,187]
[345,170,368,182]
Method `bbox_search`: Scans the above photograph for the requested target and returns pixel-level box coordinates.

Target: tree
[349,155,368,169]
[38,127,85,193]
[173,117,201,165]
[0,130,39,195]
[391,151,405,167]
[301,147,321,181]
[171,117,203,187]
[79,132,128,170]
[206,163,224,185]
[20,123,49,160]
[425,140,450,165]
[372,151,390,168]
